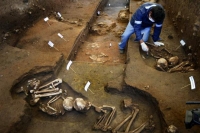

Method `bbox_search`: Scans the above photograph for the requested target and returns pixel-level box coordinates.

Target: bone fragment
[39,78,62,90]
[94,105,116,131]
[34,88,59,94]
[129,115,154,133]
[47,95,61,112]
[123,99,138,108]
[102,107,116,131]
[94,111,108,129]
[91,104,105,113]
[168,61,190,73]
[125,107,139,132]
[112,110,134,133]
[34,89,62,98]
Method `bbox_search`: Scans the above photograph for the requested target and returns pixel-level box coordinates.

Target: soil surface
[0,0,200,133]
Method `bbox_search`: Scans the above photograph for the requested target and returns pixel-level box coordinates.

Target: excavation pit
[1,0,200,132]
[11,75,166,133]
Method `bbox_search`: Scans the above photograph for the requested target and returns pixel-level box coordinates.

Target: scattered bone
[168,61,194,73]
[30,97,40,106]
[167,125,178,133]
[91,104,105,113]
[27,78,40,90]
[148,43,173,60]
[89,55,97,60]
[123,98,136,108]
[97,22,107,28]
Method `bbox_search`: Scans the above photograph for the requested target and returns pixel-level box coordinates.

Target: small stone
[168,35,173,39]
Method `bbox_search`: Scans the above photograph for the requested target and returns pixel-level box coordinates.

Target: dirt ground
[0,0,200,133]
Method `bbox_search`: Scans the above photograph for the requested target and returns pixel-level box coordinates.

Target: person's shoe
[119,49,124,54]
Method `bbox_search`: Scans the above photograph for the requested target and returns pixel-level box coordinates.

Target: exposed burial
[0,0,200,133]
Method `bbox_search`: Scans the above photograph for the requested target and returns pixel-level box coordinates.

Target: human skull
[63,97,74,111]
[168,56,179,67]
[156,58,168,71]
[73,98,91,112]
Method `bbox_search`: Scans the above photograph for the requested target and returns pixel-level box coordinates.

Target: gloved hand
[141,42,149,52]
[154,41,164,46]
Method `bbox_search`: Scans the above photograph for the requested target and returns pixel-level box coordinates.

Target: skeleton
[112,99,155,133]
[28,78,63,105]
[146,43,195,73]
[93,104,116,132]
[23,78,156,132]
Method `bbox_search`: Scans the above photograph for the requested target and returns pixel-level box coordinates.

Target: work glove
[154,41,164,46]
[141,42,149,52]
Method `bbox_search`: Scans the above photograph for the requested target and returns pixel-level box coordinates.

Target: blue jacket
[130,2,164,42]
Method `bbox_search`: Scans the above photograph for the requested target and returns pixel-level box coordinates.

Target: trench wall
[163,0,200,66]
[0,0,200,65]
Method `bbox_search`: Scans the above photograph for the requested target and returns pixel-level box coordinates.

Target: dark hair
[151,6,165,22]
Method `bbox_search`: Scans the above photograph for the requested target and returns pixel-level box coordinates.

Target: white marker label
[84,81,91,91]
[44,17,49,22]
[58,33,63,38]
[110,43,112,47]
[180,40,186,46]
[66,60,72,70]
[189,76,195,90]
[48,41,54,47]
[57,12,62,17]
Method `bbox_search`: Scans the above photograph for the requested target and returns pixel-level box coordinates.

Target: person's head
[149,6,165,22]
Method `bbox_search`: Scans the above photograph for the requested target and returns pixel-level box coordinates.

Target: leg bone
[102,107,116,131]
[38,78,62,90]
[34,89,62,98]
[47,95,61,112]
[112,110,134,133]
[129,115,155,133]
[125,107,139,132]
[33,88,59,94]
